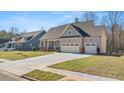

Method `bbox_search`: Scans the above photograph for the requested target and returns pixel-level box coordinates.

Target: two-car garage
[61,43,97,54]
[60,37,99,54]
[61,43,80,53]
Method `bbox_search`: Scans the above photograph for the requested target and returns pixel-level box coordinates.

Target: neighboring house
[0,39,10,50]
[40,21,107,54]
[0,39,10,46]
[7,30,45,51]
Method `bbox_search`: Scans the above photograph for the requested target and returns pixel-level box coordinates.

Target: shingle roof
[73,21,106,37]
[14,30,45,43]
[40,25,67,40]
[41,21,106,40]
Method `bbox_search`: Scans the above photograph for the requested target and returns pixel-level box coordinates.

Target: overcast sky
[0,11,106,32]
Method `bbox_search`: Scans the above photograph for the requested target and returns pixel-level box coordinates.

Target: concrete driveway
[0,53,91,76]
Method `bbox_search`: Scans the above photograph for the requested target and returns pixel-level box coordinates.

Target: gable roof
[41,21,106,40]
[12,30,45,43]
[71,24,90,37]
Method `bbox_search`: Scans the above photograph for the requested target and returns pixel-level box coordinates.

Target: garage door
[85,43,97,54]
[61,43,80,53]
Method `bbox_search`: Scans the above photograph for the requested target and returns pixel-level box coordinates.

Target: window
[62,44,65,46]
[92,44,96,46]
[49,41,54,48]
[7,43,11,48]
[68,30,71,35]
[86,44,90,46]
[66,44,69,46]
[75,44,79,46]
[71,44,74,46]
[49,41,53,49]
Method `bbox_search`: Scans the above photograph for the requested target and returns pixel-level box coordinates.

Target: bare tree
[119,30,124,53]
[74,17,79,23]
[0,30,8,39]
[101,11,124,55]
[20,29,26,35]
[9,27,21,37]
[82,11,98,22]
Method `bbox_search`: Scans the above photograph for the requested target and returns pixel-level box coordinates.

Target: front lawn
[24,70,64,81]
[49,55,124,80]
[0,51,52,60]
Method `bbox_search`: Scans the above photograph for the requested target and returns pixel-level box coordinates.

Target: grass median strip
[49,55,124,80]
[24,70,65,81]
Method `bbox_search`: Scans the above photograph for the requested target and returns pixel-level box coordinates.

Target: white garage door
[61,43,80,53]
[85,43,97,54]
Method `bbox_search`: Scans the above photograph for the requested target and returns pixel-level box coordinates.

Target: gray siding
[19,31,45,51]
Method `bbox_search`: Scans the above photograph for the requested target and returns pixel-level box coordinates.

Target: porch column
[13,43,15,48]
[45,40,48,50]
[47,41,49,50]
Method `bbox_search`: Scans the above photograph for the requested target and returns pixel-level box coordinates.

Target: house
[0,39,10,50]
[0,39,10,46]
[7,30,45,51]
[40,21,107,54]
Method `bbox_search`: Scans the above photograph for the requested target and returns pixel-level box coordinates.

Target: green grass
[49,55,124,80]
[0,51,52,60]
[24,70,64,81]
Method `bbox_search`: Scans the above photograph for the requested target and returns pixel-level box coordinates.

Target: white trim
[84,43,97,54]
[61,43,80,46]
[85,43,97,46]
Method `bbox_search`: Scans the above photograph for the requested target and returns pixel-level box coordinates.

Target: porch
[40,40,60,52]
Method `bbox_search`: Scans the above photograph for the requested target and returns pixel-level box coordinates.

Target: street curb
[21,75,37,81]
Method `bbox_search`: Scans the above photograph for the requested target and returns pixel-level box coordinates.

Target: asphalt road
[0,70,27,81]
[0,72,17,81]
